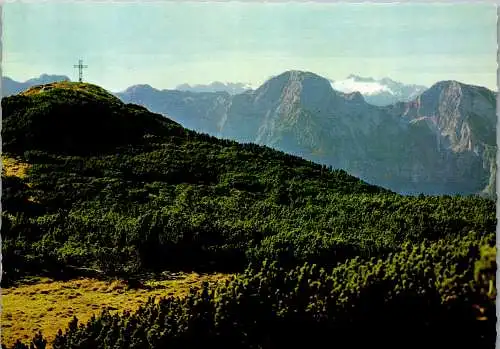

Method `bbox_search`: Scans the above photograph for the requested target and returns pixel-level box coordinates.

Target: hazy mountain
[175,81,253,95]
[116,70,497,197]
[2,74,71,96]
[331,74,427,106]
[116,84,232,133]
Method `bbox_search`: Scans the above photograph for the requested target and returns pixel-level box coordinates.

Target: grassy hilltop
[1,82,496,349]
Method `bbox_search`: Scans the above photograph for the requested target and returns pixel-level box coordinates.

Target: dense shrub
[6,232,495,349]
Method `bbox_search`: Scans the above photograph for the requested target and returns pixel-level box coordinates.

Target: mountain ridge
[176,81,253,94]
[3,72,495,197]
[117,70,497,198]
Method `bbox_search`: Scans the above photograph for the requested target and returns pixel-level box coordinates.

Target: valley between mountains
[1,81,496,349]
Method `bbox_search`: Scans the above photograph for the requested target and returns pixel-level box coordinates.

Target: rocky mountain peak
[258,70,332,91]
[396,80,496,157]
[251,70,335,112]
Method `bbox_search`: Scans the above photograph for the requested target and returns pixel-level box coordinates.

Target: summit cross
[73,59,88,83]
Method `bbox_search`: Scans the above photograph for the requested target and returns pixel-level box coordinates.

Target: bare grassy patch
[2,156,31,179]
[1,272,231,348]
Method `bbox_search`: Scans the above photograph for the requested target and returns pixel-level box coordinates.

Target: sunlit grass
[20,82,121,105]
[1,273,231,348]
[2,156,31,179]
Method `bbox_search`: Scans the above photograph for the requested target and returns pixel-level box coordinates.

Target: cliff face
[116,71,497,197]
[394,80,495,151]
[386,80,497,196]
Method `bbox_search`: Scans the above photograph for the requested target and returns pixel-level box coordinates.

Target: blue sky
[2,2,497,92]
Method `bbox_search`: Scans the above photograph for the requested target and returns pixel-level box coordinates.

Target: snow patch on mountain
[330,75,428,106]
[331,77,394,96]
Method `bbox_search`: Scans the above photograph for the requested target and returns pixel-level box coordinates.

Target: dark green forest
[2,82,496,348]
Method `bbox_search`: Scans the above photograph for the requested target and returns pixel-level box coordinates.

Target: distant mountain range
[174,75,426,106]
[116,71,497,197]
[175,81,253,95]
[3,72,496,197]
[330,74,428,106]
[2,74,71,96]
[1,74,428,106]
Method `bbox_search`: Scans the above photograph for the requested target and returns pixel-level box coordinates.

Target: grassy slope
[1,273,230,348]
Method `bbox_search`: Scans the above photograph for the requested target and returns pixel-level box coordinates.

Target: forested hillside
[2,82,496,349]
